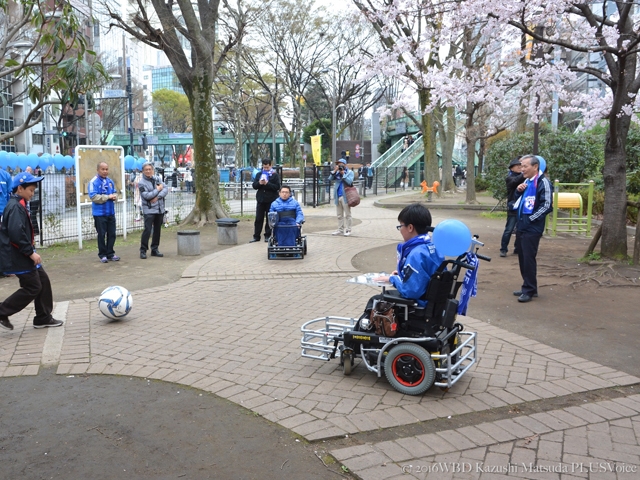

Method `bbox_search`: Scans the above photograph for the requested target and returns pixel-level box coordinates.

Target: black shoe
[151,250,164,257]
[513,290,538,297]
[249,238,260,243]
[517,294,533,303]
[34,318,64,329]
[499,251,507,257]
[264,237,270,242]
[140,251,147,259]
[0,317,14,331]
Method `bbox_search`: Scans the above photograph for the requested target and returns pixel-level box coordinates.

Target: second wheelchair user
[269,185,305,225]
[375,203,444,306]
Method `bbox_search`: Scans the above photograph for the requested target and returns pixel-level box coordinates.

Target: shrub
[484,128,604,200]
[474,176,490,192]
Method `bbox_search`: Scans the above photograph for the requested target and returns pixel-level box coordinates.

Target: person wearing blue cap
[329,152,355,236]
[0,172,63,331]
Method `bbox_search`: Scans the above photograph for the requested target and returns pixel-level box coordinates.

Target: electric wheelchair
[267,211,307,260]
[301,236,490,395]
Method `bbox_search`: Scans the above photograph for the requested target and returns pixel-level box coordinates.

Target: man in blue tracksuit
[512,155,552,303]
[88,162,119,263]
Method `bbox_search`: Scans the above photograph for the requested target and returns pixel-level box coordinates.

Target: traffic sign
[102,89,127,98]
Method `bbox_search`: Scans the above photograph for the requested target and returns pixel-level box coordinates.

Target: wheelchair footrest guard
[300,316,477,393]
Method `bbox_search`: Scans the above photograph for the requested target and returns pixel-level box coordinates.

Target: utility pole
[127,57,134,156]
[271,94,276,163]
[233,44,243,166]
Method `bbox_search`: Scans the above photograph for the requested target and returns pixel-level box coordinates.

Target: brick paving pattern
[1,194,638,478]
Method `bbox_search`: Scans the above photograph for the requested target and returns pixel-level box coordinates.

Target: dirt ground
[1,206,639,479]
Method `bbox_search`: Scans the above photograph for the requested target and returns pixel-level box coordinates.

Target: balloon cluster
[432,219,472,257]
[124,155,146,171]
[0,151,74,171]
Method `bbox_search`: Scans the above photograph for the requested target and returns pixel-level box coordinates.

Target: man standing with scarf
[512,155,552,303]
[251,158,280,242]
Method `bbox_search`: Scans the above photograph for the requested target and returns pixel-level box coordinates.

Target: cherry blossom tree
[474,0,639,258]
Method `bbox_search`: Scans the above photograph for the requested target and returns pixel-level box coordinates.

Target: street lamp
[332,99,345,163]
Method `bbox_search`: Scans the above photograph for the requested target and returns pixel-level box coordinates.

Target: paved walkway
[1,192,639,479]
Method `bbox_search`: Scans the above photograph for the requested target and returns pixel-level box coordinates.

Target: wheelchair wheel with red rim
[384,343,436,395]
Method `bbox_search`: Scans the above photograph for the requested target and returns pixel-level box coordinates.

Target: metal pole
[331,97,336,163]
[127,58,134,156]
[271,95,276,162]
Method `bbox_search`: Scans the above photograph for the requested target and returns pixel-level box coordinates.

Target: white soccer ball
[99,286,133,320]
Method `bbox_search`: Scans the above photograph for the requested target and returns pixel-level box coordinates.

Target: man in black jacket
[512,155,553,303]
[251,159,280,243]
[500,157,524,257]
[0,172,63,331]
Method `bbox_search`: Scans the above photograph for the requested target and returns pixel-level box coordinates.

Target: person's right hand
[151,197,158,203]
[30,252,42,266]
[156,184,163,191]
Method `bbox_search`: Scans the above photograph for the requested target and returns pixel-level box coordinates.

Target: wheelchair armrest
[381,293,416,306]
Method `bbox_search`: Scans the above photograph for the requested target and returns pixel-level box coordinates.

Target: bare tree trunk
[601,130,629,258]
[419,88,438,188]
[437,105,456,193]
[183,80,227,225]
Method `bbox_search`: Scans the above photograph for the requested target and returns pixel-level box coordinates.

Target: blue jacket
[329,167,354,205]
[0,168,12,216]
[88,175,116,217]
[514,173,552,235]
[389,234,444,307]
[269,196,304,223]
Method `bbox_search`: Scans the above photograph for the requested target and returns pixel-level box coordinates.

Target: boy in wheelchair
[363,203,446,337]
[268,185,304,247]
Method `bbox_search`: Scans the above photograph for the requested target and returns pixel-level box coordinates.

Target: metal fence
[29,166,418,245]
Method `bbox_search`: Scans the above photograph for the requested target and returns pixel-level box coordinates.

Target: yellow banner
[311,134,322,166]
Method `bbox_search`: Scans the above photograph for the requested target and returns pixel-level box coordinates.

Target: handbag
[344,185,360,207]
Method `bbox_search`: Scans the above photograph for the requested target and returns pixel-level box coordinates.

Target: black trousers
[500,215,518,254]
[253,202,273,240]
[515,231,542,296]
[0,268,53,325]
[94,215,116,258]
[141,213,164,252]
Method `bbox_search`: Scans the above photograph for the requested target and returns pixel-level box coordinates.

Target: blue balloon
[536,155,547,173]
[432,219,472,257]
[7,152,18,169]
[64,155,75,170]
[39,153,51,170]
[124,155,135,170]
[17,154,29,171]
[27,153,40,169]
[136,158,146,170]
[0,150,7,169]
[52,153,65,170]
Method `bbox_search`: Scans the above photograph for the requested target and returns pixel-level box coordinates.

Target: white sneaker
[344,230,351,236]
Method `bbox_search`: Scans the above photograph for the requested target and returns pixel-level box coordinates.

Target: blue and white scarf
[457,252,479,315]
[514,172,542,218]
